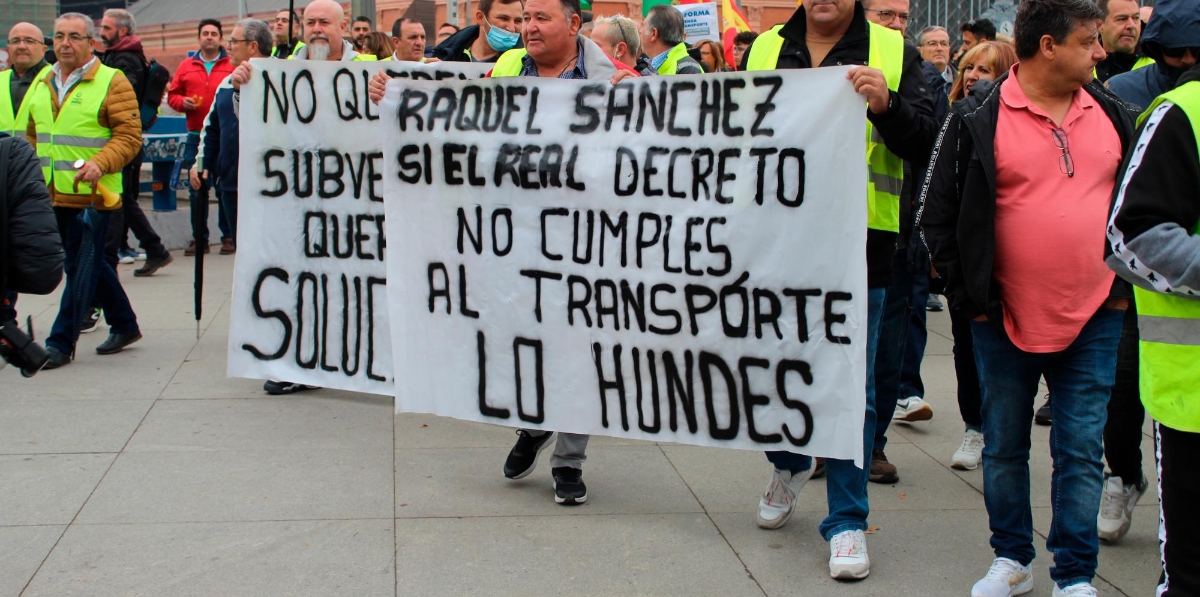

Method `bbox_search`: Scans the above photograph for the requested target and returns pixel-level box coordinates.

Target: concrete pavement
[1,250,1163,597]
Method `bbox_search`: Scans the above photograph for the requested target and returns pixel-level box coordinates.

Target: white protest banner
[676,3,721,43]
[229,59,491,394]
[382,67,868,462]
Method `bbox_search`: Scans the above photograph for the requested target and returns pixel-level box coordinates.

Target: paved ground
[1,250,1162,597]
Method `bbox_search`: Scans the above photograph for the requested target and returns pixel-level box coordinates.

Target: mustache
[308,34,330,43]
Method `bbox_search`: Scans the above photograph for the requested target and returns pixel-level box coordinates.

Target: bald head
[7,22,47,74]
[302,0,348,59]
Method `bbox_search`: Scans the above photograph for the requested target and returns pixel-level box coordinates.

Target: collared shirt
[519,40,587,79]
[52,57,98,103]
[992,65,1122,353]
[940,65,954,85]
[650,48,671,71]
[9,59,49,116]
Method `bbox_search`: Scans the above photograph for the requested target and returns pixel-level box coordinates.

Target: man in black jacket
[1,133,64,327]
[427,0,525,63]
[742,0,936,582]
[96,8,172,279]
[920,0,1140,594]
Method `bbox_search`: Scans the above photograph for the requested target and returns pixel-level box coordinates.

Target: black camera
[0,317,50,377]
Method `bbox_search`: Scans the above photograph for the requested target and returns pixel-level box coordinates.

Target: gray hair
[646,5,686,46]
[917,25,946,45]
[103,8,136,35]
[602,14,641,57]
[55,13,97,38]
[240,18,274,56]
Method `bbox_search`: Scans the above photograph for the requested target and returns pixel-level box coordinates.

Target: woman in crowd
[361,32,396,61]
[940,40,1016,471]
[696,40,731,73]
[949,41,1017,102]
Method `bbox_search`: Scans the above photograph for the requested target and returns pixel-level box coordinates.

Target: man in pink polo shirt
[920,0,1141,595]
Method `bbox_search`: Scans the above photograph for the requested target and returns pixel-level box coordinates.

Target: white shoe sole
[552,480,587,505]
[829,561,870,580]
[506,433,554,480]
[894,403,933,422]
[756,503,796,530]
[951,459,980,471]
[973,574,1034,597]
[1098,519,1132,542]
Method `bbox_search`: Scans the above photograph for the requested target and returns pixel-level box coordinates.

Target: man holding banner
[230,0,374,395]
[488,0,637,506]
[744,0,935,581]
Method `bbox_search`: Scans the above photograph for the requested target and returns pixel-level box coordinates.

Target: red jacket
[166,48,234,132]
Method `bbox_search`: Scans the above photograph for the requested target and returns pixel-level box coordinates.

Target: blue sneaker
[118,249,137,264]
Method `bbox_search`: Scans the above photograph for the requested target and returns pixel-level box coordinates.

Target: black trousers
[1104,306,1145,483]
[104,151,168,269]
[949,307,983,429]
[1157,422,1200,597]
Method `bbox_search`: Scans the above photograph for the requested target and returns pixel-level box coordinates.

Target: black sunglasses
[1161,46,1200,59]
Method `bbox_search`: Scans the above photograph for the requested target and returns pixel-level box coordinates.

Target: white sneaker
[1053,582,1098,597]
[971,557,1033,597]
[828,529,870,580]
[952,429,985,470]
[1097,475,1145,542]
[756,466,814,529]
[893,396,933,421]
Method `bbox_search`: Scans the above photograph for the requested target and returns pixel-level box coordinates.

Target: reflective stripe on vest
[491,49,528,77]
[0,64,54,138]
[658,43,701,75]
[746,22,905,233]
[49,64,122,206]
[1132,80,1200,432]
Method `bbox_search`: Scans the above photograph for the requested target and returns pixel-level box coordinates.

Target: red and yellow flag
[720,0,752,68]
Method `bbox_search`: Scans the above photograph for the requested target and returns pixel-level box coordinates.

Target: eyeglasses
[1052,126,1074,178]
[865,8,909,23]
[7,37,42,46]
[922,40,950,47]
[1161,46,1199,59]
[52,33,92,43]
[227,37,252,45]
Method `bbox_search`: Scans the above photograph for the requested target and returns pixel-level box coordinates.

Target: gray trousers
[523,430,589,469]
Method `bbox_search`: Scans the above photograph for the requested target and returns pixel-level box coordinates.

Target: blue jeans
[46,208,139,354]
[900,258,929,398]
[217,189,238,244]
[766,287,887,541]
[971,309,1122,587]
[874,249,916,451]
[182,134,231,241]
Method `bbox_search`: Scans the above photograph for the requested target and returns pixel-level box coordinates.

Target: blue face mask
[484,17,520,52]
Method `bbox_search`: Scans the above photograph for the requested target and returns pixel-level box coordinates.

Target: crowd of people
[3,0,1198,595]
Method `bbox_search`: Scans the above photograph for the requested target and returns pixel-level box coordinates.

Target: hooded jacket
[1,133,63,296]
[1106,64,1200,296]
[166,47,234,132]
[429,24,523,63]
[919,72,1141,321]
[96,35,147,97]
[1106,0,1200,110]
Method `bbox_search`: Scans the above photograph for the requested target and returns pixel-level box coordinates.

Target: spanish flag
[720,0,752,68]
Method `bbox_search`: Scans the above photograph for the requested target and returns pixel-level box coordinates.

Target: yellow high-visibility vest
[1130,81,1200,432]
[46,64,123,208]
[747,22,905,233]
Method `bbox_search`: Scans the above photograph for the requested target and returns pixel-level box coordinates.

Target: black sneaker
[552,466,587,505]
[1035,394,1052,426]
[42,346,72,370]
[263,380,319,395]
[79,308,102,333]
[503,430,555,479]
[133,253,174,277]
[96,331,142,354]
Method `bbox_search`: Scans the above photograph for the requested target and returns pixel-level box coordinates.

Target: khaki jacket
[27,59,142,209]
